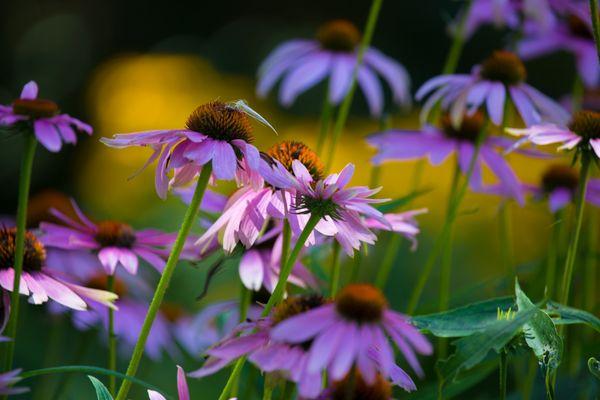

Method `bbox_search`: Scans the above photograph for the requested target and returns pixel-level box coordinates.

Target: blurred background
[0,0,596,398]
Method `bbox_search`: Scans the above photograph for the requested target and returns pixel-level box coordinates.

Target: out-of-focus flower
[40,199,176,275]
[518,2,599,88]
[368,112,525,204]
[101,100,272,199]
[271,284,432,394]
[315,370,393,400]
[0,81,92,152]
[0,369,28,397]
[257,20,411,116]
[417,51,569,127]
[506,110,600,158]
[364,209,428,251]
[148,365,189,400]
[261,160,390,256]
[0,227,117,310]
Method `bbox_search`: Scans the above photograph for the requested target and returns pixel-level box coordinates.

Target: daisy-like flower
[416,50,569,127]
[40,199,176,275]
[518,2,599,88]
[368,112,525,204]
[0,227,117,310]
[315,370,394,400]
[0,81,92,152]
[148,365,189,400]
[271,284,432,394]
[260,159,390,256]
[257,19,411,116]
[507,110,600,158]
[101,100,273,199]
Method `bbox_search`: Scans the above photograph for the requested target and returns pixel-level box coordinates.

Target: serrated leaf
[411,297,514,337]
[88,375,113,400]
[515,281,562,371]
[438,306,535,381]
[545,301,600,332]
[375,188,432,213]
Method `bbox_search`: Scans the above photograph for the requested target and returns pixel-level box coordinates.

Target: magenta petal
[329,322,359,380]
[33,273,87,310]
[239,250,264,291]
[212,141,237,180]
[34,120,62,152]
[98,247,120,275]
[390,364,417,392]
[307,320,346,373]
[176,365,190,400]
[118,249,139,275]
[270,304,336,343]
[20,81,38,99]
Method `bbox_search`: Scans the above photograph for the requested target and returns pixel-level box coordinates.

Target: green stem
[545,211,564,300]
[280,381,294,400]
[316,96,333,157]
[21,365,170,398]
[115,164,212,400]
[107,275,117,395]
[443,0,473,74]
[437,227,454,358]
[280,220,291,273]
[262,374,275,400]
[375,235,400,289]
[3,133,36,372]
[499,350,508,400]
[239,284,251,323]
[329,241,342,296]
[217,213,322,400]
[324,0,384,172]
[499,201,515,280]
[559,155,591,306]
[584,208,597,312]
[589,0,600,63]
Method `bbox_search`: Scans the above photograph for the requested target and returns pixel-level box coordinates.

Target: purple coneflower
[257,19,411,116]
[40,199,175,275]
[507,110,600,158]
[518,1,599,88]
[368,112,525,204]
[101,100,272,198]
[416,50,569,127]
[0,227,117,310]
[271,284,432,393]
[148,365,189,400]
[0,81,92,152]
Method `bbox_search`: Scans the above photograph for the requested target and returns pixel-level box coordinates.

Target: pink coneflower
[368,112,525,204]
[40,199,176,275]
[416,50,569,127]
[0,81,92,152]
[148,365,189,400]
[271,285,432,394]
[506,110,600,158]
[0,227,117,310]
[101,100,273,199]
[257,20,411,116]
[260,159,390,256]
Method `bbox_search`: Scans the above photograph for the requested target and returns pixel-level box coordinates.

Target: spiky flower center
[541,165,579,193]
[317,20,361,52]
[86,274,127,296]
[272,294,326,325]
[567,110,600,140]
[267,141,324,181]
[330,371,392,400]
[440,112,484,142]
[95,221,136,248]
[0,227,46,272]
[335,284,387,323]
[568,14,593,40]
[185,101,253,143]
[12,99,59,119]
[480,51,526,85]
[161,302,185,322]
[296,195,341,220]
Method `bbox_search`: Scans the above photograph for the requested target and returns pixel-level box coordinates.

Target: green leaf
[545,301,600,332]
[588,357,600,380]
[411,297,515,337]
[88,376,113,400]
[375,188,431,213]
[438,306,535,381]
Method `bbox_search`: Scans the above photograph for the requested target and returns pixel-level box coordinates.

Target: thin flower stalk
[443,0,473,74]
[3,134,36,372]
[324,0,384,171]
[315,94,334,157]
[329,241,342,296]
[107,275,117,395]
[115,165,212,400]
[590,0,600,62]
[545,211,565,300]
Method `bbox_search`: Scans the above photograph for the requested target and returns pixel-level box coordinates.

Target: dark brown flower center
[85,274,127,296]
[581,88,600,112]
[335,284,387,323]
[161,302,186,323]
[480,51,526,85]
[541,165,579,193]
[0,227,46,272]
[317,20,361,52]
[12,99,59,119]
[94,221,136,248]
[330,370,392,400]
[568,14,593,40]
[272,294,327,325]
[567,110,600,140]
[185,101,253,143]
[267,141,324,181]
[440,112,484,142]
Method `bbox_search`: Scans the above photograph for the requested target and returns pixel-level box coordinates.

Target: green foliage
[589,358,600,380]
[546,301,600,332]
[88,375,114,400]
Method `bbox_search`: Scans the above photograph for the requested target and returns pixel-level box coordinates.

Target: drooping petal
[239,250,264,291]
[34,120,62,152]
[20,81,38,99]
